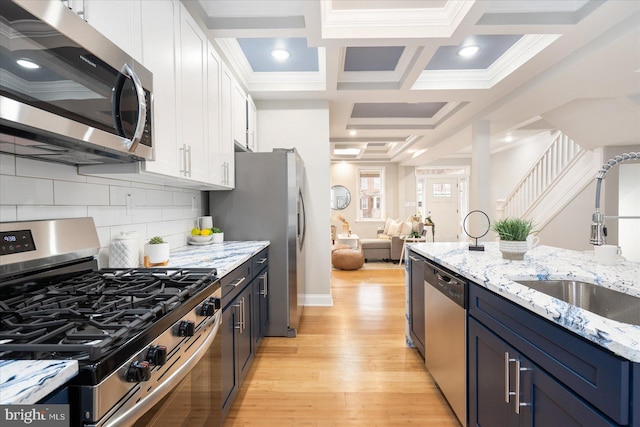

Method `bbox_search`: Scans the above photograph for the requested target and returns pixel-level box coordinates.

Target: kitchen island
[408,241,640,426]
[0,241,269,405]
[408,241,639,362]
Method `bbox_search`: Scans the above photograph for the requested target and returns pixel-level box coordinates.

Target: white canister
[109,232,140,268]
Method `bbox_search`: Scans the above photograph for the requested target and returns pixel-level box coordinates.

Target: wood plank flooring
[223,268,460,427]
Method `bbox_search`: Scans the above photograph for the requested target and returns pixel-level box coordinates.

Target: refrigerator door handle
[298,189,306,250]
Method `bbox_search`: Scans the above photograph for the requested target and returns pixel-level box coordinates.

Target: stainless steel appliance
[0,0,153,165]
[209,148,306,337]
[424,259,467,426]
[0,218,221,427]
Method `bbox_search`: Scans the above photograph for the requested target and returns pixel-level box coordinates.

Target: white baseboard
[303,293,334,306]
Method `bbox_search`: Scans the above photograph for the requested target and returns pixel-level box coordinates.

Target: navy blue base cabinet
[468,282,635,427]
[221,248,270,421]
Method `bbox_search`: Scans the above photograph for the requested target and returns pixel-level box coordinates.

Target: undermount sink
[514,280,640,326]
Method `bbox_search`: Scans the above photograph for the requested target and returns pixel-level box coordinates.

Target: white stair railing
[499,131,586,220]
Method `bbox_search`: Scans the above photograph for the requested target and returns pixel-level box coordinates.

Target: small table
[337,233,359,250]
[398,236,427,265]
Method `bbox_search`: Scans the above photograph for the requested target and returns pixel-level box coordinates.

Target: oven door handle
[104,311,221,427]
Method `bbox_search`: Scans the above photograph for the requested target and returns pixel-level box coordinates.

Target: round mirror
[330,185,351,210]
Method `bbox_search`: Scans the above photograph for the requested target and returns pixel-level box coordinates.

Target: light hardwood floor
[223,268,460,427]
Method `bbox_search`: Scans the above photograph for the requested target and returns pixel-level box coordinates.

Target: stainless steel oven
[0,218,221,427]
[0,0,154,165]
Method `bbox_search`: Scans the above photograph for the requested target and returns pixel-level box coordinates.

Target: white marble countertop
[0,241,269,405]
[408,242,640,362]
[0,360,78,404]
[167,240,269,272]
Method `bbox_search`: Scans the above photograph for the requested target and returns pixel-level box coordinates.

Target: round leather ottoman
[332,248,364,270]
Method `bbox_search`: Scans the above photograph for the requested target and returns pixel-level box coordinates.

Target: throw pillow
[388,220,401,236]
[399,221,413,236]
[383,217,394,235]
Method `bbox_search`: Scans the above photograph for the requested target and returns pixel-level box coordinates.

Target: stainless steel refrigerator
[209,148,306,337]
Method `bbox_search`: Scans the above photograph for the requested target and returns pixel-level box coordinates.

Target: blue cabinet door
[221,304,237,418]
[237,284,254,383]
[470,317,617,427]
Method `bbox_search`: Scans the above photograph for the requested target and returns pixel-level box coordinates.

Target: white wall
[256,100,332,306]
[0,152,205,267]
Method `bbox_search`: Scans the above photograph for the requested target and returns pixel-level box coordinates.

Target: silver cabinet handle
[260,272,268,297]
[180,144,188,176]
[227,277,246,288]
[514,359,532,414]
[241,296,246,332]
[409,256,420,262]
[257,258,267,264]
[504,352,516,403]
[186,145,192,177]
[234,301,241,330]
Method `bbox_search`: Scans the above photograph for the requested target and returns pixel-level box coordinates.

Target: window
[357,167,384,220]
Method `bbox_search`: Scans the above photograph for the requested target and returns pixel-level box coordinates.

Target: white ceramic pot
[109,232,139,268]
[145,242,170,264]
[212,232,224,244]
[498,240,528,260]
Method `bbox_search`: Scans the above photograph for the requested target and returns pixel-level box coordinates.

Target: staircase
[496,131,603,228]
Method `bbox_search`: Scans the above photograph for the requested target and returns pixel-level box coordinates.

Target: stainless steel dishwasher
[424,259,467,427]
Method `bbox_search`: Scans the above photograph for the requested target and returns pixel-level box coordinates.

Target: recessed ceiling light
[334,148,360,156]
[16,58,40,69]
[457,45,480,58]
[349,130,357,136]
[270,48,290,61]
[505,135,513,142]
[412,149,427,158]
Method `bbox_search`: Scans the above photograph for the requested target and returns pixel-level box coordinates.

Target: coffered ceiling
[186,0,640,165]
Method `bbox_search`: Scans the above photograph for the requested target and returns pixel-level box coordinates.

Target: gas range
[0,218,222,426]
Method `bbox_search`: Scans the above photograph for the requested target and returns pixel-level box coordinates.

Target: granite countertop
[408,241,640,363]
[0,240,269,405]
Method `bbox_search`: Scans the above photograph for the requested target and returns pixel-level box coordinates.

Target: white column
[470,121,491,241]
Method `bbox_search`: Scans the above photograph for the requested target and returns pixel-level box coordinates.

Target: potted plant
[491,218,535,260]
[211,227,224,243]
[144,236,170,266]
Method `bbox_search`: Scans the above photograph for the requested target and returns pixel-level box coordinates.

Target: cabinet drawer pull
[227,277,246,288]
[409,256,420,262]
[260,272,268,297]
[504,352,516,403]
[257,258,267,264]
[515,359,532,415]
[234,302,241,330]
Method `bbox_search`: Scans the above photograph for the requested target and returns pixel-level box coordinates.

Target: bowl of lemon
[189,228,214,243]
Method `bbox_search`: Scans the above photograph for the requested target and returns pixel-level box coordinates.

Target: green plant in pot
[210,227,224,243]
[144,236,170,266]
[491,218,535,260]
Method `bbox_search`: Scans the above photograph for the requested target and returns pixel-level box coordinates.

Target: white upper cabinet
[207,43,227,188]
[73,0,143,62]
[177,4,208,183]
[247,94,257,152]
[140,0,179,178]
[232,79,248,149]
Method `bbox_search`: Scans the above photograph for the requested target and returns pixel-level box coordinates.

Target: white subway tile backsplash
[17,157,86,182]
[109,186,148,206]
[0,175,54,205]
[146,189,173,206]
[88,205,131,227]
[1,156,205,254]
[0,205,17,222]
[0,153,16,175]
[54,181,110,205]
[17,206,88,221]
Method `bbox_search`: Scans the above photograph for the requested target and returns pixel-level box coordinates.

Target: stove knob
[126,361,151,382]
[201,298,220,316]
[211,297,221,310]
[178,320,195,336]
[147,345,167,366]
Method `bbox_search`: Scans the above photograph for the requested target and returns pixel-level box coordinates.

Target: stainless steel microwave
[0,0,154,165]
